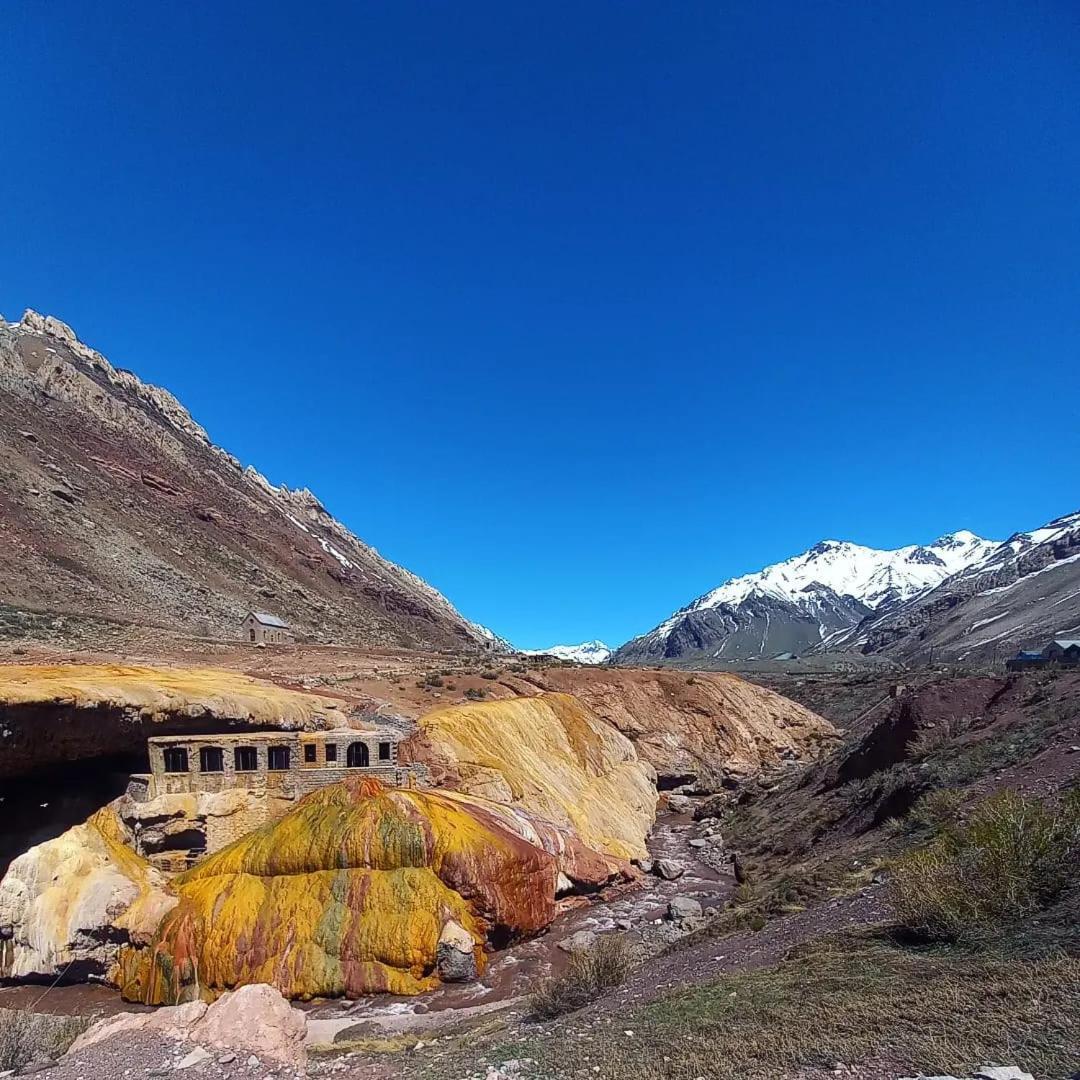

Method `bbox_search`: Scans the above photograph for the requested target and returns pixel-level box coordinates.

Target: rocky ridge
[0,310,492,650]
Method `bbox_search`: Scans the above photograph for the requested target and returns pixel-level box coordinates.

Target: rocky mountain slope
[613,533,997,665]
[522,640,612,664]
[0,310,490,651]
[844,508,1080,663]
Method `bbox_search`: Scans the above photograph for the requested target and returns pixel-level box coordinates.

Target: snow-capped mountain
[523,640,612,665]
[611,532,998,665]
[849,509,1080,662]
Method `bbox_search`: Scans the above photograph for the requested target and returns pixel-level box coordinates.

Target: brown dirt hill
[0,311,488,652]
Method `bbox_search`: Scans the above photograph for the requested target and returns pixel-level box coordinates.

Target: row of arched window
[161,740,391,774]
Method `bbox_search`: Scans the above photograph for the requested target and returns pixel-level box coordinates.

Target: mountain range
[611,519,1080,667]
[522,641,612,665]
[0,310,491,650]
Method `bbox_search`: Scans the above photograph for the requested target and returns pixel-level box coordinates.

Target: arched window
[249,627,256,642]
[163,746,189,773]
[347,742,369,768]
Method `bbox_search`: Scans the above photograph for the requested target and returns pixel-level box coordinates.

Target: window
[163,746,189,773]
[199,746,224,773]
[347,742,369,768]
[268,746,290,771]
[249,628,256,642]
[378,741,392,761]
[303,744,317,763]
[234,746,258,772]
[325,743,337,763]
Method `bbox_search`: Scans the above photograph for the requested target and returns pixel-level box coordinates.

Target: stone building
[145,729,413,799]
[242,611,294,644]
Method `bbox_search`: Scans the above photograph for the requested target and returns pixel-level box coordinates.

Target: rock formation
[404,693,658,864]
[118,777,579,1002]
[0,807,174,981]
[525,668,837,788]
[0,663,347,780]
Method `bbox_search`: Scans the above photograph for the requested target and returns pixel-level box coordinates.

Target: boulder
[666,794,694,814]
[70,985,307,1069]
[688,838,708,849]
[654,858,685,881]
[557,930,598,954]
[192,984,307,1067]
[668,897,703,921]
[436,920,479,982]
[974,1069,1035,1080]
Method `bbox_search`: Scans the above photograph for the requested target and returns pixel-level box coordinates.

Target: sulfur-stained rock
[0,807,175,981]
[0,664,346,780]
[404,693,657,868]
[527,668,837,787]
[119,778,563,1003]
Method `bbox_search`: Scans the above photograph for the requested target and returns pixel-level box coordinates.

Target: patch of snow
[522,640,611,665]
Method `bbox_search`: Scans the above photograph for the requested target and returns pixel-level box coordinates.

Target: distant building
[1006,639,1080,671]
[243,611,294,644]
[1045,639,1080,664]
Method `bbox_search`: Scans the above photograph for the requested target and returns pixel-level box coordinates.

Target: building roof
[1016,650,1043,660]
[1051,639,1080,650]
[249,611,290,629]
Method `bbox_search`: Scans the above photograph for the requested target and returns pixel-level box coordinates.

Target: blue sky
[2,2,1079,649]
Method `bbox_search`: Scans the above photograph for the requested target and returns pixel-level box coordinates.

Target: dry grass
[891,789,1080,941]
[0,1008,89,1072]
[529,935,634,1019]
[497,918,1080,1080]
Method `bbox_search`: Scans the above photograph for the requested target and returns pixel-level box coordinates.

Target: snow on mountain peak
[522,640,612,664]
[654,531,999,638]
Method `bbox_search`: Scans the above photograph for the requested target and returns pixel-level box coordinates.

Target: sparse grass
[497,915,1080,1080]
[891,789,1080,942]
[0,1008,89,1072]
[529,936,633,1019]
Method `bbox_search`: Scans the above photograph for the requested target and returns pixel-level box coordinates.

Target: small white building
[242,611,294,644]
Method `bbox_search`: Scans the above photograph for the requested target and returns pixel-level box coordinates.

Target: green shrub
[529,935,633,1019]
[480,670,499,680]
[906,788,965,833]
[423,673,444,688]
[891,789,1080,941]
[464,687,486,700]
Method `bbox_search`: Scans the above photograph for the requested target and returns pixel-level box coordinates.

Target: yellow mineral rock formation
[121,778,562,1004]
[533,668,837,784]
[404,693,658,863]
[0,664,344,727]
[0,807,175,981]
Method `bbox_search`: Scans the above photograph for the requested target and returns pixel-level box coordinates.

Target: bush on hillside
[529,935,634,1019]
[891,789,1080,941]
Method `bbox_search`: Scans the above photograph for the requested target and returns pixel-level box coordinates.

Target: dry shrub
[529,935,633,1019]
[0,1008,89,1072]
[906,788,965,833]
[891,789,1080,941]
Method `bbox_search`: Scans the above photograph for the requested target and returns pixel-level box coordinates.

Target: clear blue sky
[2,3,1078,649]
